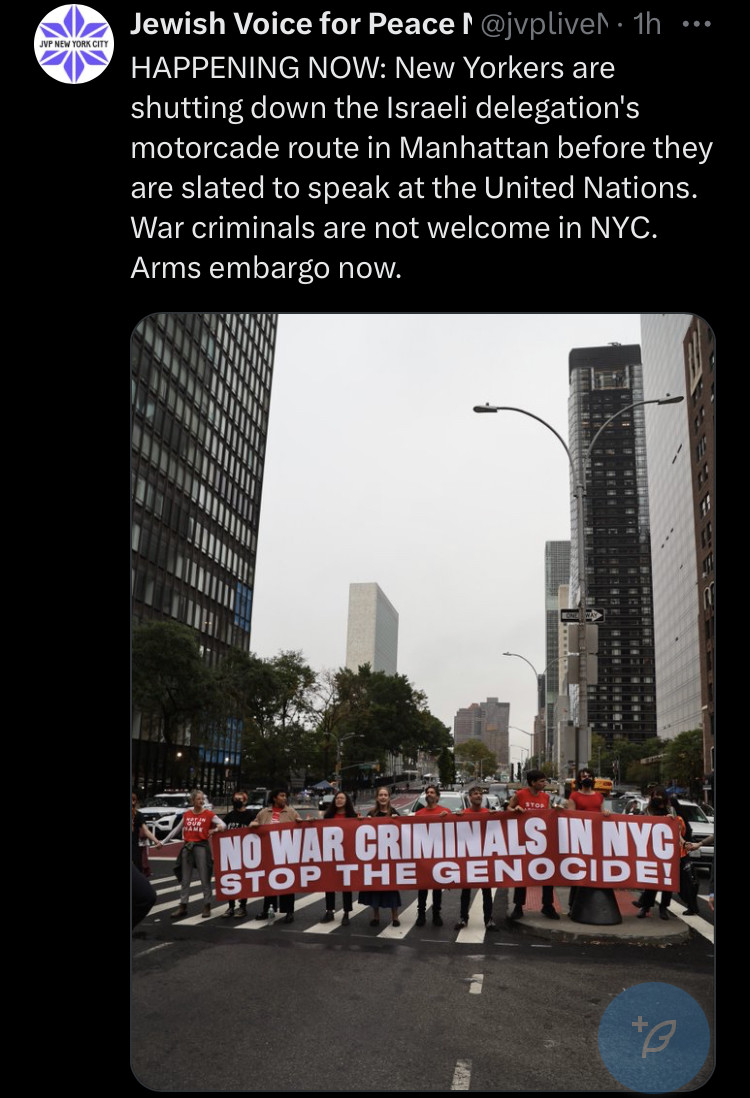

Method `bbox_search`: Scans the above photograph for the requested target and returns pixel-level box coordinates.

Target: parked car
[406,790,465,815]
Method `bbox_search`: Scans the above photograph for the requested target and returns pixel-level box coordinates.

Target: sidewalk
[507,886,691,944]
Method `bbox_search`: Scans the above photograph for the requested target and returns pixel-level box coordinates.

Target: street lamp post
[510,726,535,771]
[475,396,683,776]
[503,652,569,763]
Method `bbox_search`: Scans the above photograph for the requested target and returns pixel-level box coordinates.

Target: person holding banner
[166,790,226,920]
[455,785,497,931]
[359,787,402,927]
[220,791,255,919]
[321,791,359,924]
[565,768,610,915]
[250,789,301,923]
[633,790,683,920]
[507,771,561,921]
[415,785,453,927]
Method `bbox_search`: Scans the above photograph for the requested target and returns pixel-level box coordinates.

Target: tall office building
[568,344,657,746]
[544,541,571,760]
[345,583,399,675]
[683,317,715,788]
[131,312,278,792]
[453,698,510,769]
[639,315,704,748]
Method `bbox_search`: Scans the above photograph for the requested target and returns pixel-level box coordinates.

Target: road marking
[469,974,484,995]
[670,903,714,943]
[137,942,174,957]
[451,1060,472,1090]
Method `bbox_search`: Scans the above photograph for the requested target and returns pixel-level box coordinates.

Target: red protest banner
[211,812,681,900]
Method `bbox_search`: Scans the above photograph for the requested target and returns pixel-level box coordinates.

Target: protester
[166,790,226,919]
[565,768,611,814]
[220,791,255,919]
[132,791,162,876]
[321,791,358,924]
[633,790,683,920]
[507,770,561,921]
[455,785,497,931]
[359,787,402,927]
[250,789,301,923]
[415,785,453,927]
[565,768,609,914]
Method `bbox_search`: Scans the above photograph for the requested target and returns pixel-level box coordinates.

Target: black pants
[639,889,671,911]
[513,886,554,908]
[460,888,493,922]
[325,891,353,912]
[417,889,443,913]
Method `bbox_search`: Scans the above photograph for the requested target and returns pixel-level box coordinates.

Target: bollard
[570,887,623,925]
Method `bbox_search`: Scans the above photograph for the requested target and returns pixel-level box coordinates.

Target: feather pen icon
[641,1021,677,1058]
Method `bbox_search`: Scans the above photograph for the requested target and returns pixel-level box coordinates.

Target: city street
[132,849,714,1092]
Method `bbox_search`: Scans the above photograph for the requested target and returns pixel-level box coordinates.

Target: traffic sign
[560,608,606,623]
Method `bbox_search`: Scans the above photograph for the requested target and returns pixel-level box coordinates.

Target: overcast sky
[249,313,642,764]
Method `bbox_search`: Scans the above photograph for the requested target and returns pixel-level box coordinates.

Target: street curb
[504,911,690,945]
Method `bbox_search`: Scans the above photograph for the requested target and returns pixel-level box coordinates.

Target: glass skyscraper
[131,312,277,793]
[568,344,657,746]
[544,540,570,760]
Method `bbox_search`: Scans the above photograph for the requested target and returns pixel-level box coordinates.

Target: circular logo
[598,982,710,1093]
[34,5,113,84]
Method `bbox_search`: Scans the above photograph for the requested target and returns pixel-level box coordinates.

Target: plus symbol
[632,1016,649,1032]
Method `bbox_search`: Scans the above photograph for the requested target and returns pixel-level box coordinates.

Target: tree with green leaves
[132,621,214,746]
[213,648,317,788]
[663,729,704,799]
[455,738,497,780]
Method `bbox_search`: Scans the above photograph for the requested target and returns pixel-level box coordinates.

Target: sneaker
[508,905,524,921]
[541,906,560,920]
[683,907,700,915]
[321,911,334,923]
[485,920,498,931]
[659,908,670,920]
[201,904,212,918]
[342,914,350,926]
[392,919,400,927]
[454,919,468,930]
[234,907,247,919]
[416,913,426,927]
[433,913,443,927]
[170,904,188,920]
[221,907,235,919]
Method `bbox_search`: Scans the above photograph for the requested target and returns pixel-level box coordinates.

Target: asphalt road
[132,854,715,1092]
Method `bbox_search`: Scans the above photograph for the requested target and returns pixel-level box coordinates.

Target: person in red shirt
[415,785,452,927]
[507,771,561,921]
[565,768,610,914]
[166,790,226,920]
[455,786,497,931]
[565,768,611,814]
